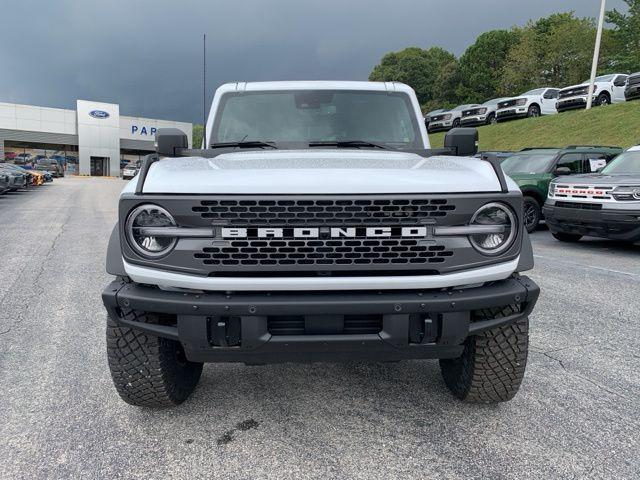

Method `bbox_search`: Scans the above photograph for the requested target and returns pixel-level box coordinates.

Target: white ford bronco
[102,81,539,407]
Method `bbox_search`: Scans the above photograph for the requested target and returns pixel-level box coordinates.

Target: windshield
[456,104,477,110]
[483,98,505,106]
[522,88,545,95]
[211,90,422,148]
[601,152,640,174]
[501,152,558,174]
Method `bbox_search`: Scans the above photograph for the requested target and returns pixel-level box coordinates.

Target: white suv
[460,98,510,127]
[427,104,479,132]
[557,74,629,112]
[496,88,559,122]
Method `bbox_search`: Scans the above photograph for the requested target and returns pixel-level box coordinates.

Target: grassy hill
[428,101,640,151]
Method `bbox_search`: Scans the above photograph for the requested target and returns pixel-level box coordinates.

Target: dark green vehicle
[501,146,622,232]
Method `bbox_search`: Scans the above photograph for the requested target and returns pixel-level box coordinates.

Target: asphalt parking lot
[1,177,639,480]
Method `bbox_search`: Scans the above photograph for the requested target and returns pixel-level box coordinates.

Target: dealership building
[0,100,192,176]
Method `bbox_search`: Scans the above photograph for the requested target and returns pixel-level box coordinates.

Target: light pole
[586,0,607,109]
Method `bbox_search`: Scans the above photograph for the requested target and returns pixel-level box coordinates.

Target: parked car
[496,88,560,122]
[424,108,445,132]
[427,104,479,132]
[0,163,34,187]
[544,150,640,243]
[557,74,629,112]
[624,72,640,101]
[3,152,17,161]
[0,165,28,191]
[35,157,63,178]
[461,98,510,127]
[13,153,33,165]
[501,145,623,232]
[122,162,140,180]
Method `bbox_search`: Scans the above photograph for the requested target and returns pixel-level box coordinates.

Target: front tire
[452,118,460,128]
[596,93,610,106]
[487,114,497,125]
[523,196,542,233]
[440,312,529,403]
[106,310,203,408]
[552,232,582,242]
[527,104,540,118]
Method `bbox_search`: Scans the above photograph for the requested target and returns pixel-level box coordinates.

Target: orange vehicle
[28,169,45,186]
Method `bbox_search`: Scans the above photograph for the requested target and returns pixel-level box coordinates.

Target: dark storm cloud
[0,0,627,123]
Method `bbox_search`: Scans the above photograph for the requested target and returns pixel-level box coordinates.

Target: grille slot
[193,198,455,226]
[195,238,454,267]
[267,315,383,335]
[555,201,602,210]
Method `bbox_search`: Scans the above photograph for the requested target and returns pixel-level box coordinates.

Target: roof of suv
[218,81,415,94]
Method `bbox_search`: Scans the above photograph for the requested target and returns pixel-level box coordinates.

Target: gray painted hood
[554,173,640,186]
[136,150,509,194]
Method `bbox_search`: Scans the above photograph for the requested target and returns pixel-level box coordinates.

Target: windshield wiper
[209,141,278,149]
[308,140,395,150]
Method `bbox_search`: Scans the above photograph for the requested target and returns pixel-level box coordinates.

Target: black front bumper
[556,97,587,111]
[102,276,539,364]
[543,204,640,241]
[496,109,526,122]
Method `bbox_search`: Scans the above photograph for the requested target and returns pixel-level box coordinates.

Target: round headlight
[125,204,177,258]
[469,203,517,255]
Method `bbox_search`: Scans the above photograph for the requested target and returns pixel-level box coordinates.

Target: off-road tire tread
[440,307,528,403]
[106,310,203,408]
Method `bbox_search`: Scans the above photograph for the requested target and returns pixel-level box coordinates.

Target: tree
[500,12,615,94]
[606,0,640,72]
[192,124,204,148]
[456,30,520,103]
[368,47,458,109]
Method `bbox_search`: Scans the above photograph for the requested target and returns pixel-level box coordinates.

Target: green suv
[501,146,622,232]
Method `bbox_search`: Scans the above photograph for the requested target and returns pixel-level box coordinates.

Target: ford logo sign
[89,110,110,119]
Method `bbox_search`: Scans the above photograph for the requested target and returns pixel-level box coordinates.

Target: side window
[614,75,628,87]
[556,153,584,174]
[547,89,559,99]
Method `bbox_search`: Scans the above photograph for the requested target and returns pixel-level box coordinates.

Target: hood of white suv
[133,150,508,194]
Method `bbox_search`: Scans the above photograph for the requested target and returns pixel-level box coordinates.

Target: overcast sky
[0,0,627,123]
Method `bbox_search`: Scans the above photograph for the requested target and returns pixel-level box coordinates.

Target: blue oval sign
[89,110,110,119]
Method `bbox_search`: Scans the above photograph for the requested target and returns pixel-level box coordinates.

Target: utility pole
[586,0,607,110]
[203,33,207,147]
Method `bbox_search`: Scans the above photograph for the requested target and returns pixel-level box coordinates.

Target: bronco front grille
[192,198,455,226]
[195,238,454,267]
[555,201,602,210]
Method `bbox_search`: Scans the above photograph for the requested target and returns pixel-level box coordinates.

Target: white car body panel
[137,150,515,194]
[123,257,520,292]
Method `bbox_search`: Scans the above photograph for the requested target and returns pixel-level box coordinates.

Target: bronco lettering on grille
[221,226,428,239]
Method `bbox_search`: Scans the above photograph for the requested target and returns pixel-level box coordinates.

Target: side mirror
[155,128,188,157]
[444,127,478,156]
[554,166,571,176]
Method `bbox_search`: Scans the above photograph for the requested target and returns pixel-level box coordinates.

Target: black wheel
[487,114,497,125]
[527,104,540,118]
[106,310,203,408]
[596,93,610,106]
[440,309,529,403]
[452,118,460,128]
[552,232,582,242]
[523,196,541,233]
